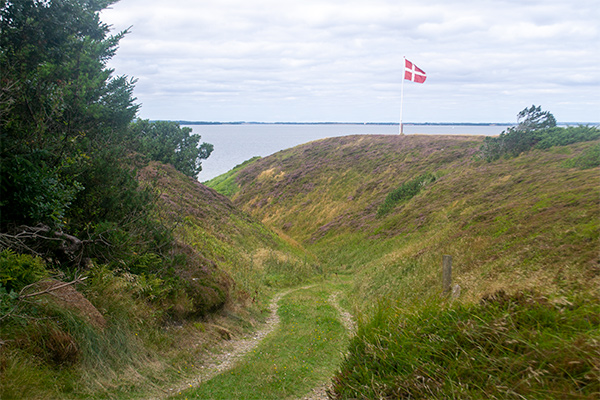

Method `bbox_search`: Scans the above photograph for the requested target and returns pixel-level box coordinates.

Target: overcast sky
[101,0,599,123]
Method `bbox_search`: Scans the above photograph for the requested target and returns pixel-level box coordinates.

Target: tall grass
[331,290,600,399]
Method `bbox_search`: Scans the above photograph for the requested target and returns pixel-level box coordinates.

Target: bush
[563,144,600,170]
[377,172,437,216]
[126,119,213,179]
[481,125,600,162]
[0,249,48,292]
[536,126,600,149]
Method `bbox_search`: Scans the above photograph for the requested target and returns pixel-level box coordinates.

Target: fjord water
[188,124,509,181]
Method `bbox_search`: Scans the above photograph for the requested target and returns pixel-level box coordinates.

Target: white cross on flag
[404,59,426,83]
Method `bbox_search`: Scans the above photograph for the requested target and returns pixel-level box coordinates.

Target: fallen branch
[0,224,103,267]
[18,276,87,301]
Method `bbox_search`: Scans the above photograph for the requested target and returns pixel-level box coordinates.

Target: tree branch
[18,276,87,301]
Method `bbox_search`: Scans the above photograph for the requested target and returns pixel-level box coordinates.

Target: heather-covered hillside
[216,134,598,305]
[207,132,600,398]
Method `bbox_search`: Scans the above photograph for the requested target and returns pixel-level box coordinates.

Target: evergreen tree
[127,119,214,179]
[0,0,140,228]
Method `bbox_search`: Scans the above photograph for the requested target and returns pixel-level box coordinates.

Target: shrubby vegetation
[480,105,600,161]
[0,0,216,312]
[377,172,437,216]
[0,2,234,397]
[127,119,213,179]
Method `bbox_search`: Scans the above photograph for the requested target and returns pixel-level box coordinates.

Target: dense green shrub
[0,0,139,229]
[0,249,48,292]
[377,172,437,216]
[481,125,600,161]
[563,144,600,169]
[127,119,214,179]
[536,126,600,149]
[480,105,600,162]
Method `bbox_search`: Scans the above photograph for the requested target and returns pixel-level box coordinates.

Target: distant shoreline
[176,121,512,126]
[173,121,598,127]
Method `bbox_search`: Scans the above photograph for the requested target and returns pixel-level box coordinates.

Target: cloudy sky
[101,0,599,123]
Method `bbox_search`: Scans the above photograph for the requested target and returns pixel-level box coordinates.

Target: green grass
[224,134,600,398]
[171,280,353,400]
[204,156,260,197]
[331,290,600,399]
[563,143,600,169]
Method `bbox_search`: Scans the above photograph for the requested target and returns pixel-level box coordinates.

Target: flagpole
[399,56,405,135]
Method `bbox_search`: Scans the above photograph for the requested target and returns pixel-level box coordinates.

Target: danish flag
[404,59,426,83]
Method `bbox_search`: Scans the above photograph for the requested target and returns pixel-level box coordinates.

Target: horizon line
[160,120,599,126]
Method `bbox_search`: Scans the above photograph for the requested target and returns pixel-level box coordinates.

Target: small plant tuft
[0,249,48,292]
[377,172,437,216]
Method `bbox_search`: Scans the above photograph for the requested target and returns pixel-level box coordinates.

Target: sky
[100,0,600,123]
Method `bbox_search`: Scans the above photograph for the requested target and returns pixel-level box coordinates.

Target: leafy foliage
[0,0,139,228]
[0,249,48,292]
[535,125,600,149]
[480,106,600,161]
[0,0,225,325]
[127,119,213,178]
[377,172,437,216]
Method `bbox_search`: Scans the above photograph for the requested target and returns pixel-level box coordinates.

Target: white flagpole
[399,56,405,135]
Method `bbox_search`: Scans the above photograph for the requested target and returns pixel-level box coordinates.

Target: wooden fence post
[442,255,452,295]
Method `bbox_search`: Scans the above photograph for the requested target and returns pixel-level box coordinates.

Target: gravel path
[157,286,354,399]
[163,289,293,397]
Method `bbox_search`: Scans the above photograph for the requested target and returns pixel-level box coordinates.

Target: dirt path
[159,285,354,399]
[163,289,294,397]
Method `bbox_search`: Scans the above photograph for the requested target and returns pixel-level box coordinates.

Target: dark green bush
[481,125,600,162]
[0,249,48,292]
[563,144,600,170]
[126,119,213,179]
[536,126,600,149]
[377,172,437,216]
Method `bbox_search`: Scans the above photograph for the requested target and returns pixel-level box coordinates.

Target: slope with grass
[207,133,599,399]
[170,280,353,400]
[213,134,599,306]
[0,161,320,400]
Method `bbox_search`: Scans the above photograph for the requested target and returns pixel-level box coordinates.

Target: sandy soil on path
[160,289,294,398]
[151,285,354,399]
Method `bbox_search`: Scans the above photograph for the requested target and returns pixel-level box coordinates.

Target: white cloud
[102,0,600,122]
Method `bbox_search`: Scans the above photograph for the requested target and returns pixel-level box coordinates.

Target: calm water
[186,124,510,181]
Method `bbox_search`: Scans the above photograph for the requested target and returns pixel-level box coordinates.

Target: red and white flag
[404,59,426,83]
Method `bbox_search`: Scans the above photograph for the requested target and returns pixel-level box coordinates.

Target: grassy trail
[169,277,353,400]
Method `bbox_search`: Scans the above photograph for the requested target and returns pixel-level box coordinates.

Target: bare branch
[18,277,87,301]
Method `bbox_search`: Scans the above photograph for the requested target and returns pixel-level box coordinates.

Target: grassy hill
[207,133,600,398]
[1,161,318,399]
[140,161,319,296]
[214,134,598,306]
